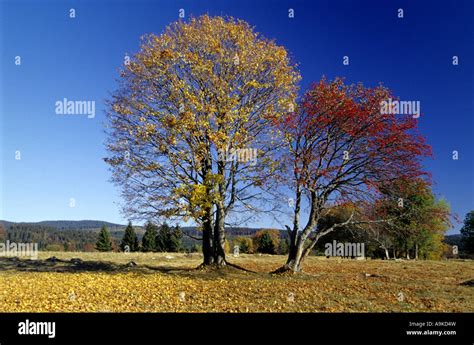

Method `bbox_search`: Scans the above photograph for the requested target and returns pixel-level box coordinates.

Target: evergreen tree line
[96,221,183,252]
[1,224,98,251]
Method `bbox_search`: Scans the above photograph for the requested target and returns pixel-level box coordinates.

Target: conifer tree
[121,221,139,252]
[142,221,158,252]
[156,223,171,252]
[461,211,474,254]
[96,225,113,252]
[169,225,183,252]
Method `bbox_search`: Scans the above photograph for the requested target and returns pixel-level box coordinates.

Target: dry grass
[0,251,472,312]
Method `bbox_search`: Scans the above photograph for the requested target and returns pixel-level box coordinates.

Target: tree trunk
[276,187,310,273]
[415,243,419,260]
[208,150,227,268]
[283,188,302,272]
[201,211,214,265]
[200,159,215,266]
[278,243,303,272]
[275,191,320,274]
[213,201,226,267]
[276,230,311,273]
[383,246,390,260]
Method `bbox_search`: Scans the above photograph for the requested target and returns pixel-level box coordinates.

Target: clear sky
[0,0,472,234]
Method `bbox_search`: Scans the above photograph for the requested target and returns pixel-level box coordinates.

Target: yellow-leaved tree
[105,15,300,267]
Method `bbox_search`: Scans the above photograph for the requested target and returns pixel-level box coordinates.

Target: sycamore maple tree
[276,78,432,272]
[105,15,300,267]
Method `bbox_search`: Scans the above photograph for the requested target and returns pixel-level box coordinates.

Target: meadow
[0,252,472,312]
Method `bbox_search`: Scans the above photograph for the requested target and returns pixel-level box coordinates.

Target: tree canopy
[105,15,300,266]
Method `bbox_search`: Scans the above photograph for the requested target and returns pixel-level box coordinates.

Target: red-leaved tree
[276,77,431,272]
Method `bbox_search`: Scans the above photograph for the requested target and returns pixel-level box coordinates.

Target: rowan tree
[276,78,431,272]
[105,15,299,267]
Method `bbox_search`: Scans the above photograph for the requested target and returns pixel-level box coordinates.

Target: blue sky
[0,0,472,234]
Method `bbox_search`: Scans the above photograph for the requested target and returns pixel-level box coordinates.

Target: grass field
[0,252,472,312]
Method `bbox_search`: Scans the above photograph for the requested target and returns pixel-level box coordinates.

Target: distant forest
[0,220,466,258]
[0,220,275,252]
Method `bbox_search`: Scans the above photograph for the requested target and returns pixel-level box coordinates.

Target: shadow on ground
[0,256,268,281]
[0,256,195,275]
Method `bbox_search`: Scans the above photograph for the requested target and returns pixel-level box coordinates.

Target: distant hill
[1,220,277,235]
[0,220,128,251]
[181,226,281,238]
[444,234,464,249]
[0,220,124,231]
[0,220,280,251]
